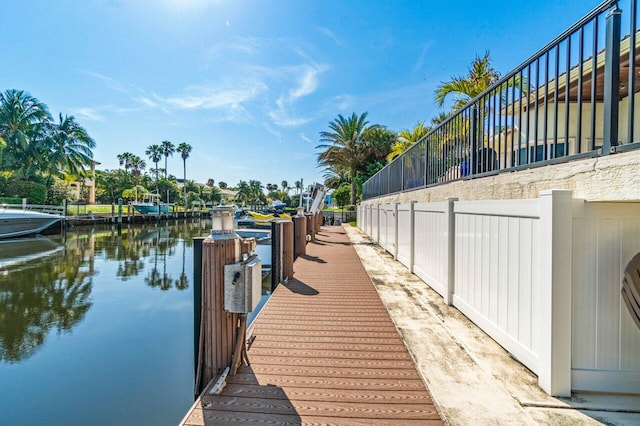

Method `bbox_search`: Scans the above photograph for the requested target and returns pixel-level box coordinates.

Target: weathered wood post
[282,220,294,280]
[194,206,255,396]
[271,220,294,290]
[306,214,315,242]
[293,212,307,259]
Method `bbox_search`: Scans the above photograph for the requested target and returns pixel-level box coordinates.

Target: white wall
[571,201,640,393]
[413,202,448,300]
[357,193,640,396]
[453,199,542,373]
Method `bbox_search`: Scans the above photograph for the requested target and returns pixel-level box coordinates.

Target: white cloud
[290,65,323,100]
[412,42,433,74]
[300,133,313,144]
[318,27,341,45]
[322,94,354,112]
[70,107,105,122]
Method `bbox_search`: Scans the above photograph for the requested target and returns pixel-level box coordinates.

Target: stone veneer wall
[361,149,640,205]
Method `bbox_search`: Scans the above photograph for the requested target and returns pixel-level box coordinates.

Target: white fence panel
[379,204,396,255]
[571,202,640,394]
[413,202,448,298]
[371,205,379,243]
[378,204,388,249]
[397,203,412,268]
[453,199,541,374]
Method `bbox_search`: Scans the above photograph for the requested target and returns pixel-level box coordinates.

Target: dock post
[193,237,205,377]
[306,214,315,242]
[271,221,280,291]
[195,234,241,396]
[117,198,123,230]
[293,214,307,259]
[282,220,294,280]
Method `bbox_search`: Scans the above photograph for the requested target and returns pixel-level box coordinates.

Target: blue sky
[1,0,604,188]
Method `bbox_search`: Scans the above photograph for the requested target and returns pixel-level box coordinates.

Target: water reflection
[0,236,92,363]
[0,219,211,364]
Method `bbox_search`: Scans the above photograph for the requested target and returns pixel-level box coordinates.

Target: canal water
[0,218,271,426]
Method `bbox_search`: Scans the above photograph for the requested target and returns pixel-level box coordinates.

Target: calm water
[0,219,269,426]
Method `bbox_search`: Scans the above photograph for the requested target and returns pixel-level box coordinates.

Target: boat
[246,211,292,221]
[132,193,170,215]
[0,208,64,239]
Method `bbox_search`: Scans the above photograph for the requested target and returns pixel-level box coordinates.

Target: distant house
[68,161,100,204]
[219,188,238,204]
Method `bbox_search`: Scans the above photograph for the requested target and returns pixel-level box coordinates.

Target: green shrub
[0,196,23,204]
[3,180,47,204]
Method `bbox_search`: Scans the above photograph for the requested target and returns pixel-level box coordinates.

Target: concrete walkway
[344,224,640,426]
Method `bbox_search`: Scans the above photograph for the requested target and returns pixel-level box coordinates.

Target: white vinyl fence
[357,190,640,397]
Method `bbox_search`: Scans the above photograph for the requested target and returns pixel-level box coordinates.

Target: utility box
[224,257,262,313]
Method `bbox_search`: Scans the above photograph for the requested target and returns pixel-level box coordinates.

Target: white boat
[0,208,64,239]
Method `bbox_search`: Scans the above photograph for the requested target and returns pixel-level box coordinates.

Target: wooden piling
[271,220,294,289]
[195,235,248,396]
[293,215,307,259]
[306,214,315,242]
[282,221,294,280]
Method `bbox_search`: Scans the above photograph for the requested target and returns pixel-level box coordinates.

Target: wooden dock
[181,225,442,425]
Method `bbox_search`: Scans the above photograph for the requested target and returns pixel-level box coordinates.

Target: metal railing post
[470,106,478,175]
[603,3,621,155]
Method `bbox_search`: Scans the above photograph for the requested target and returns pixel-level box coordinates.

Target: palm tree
[363,126,396,163]
[177,142,192,206]
[161,140,175,179]
[435,51,500,111]
[248,180,264,206]
[218,181,227,190]
[317,112,372,205]
[294,180,302,195]
[48,114,96,178]
[281,180,288,193]
[145,144,163,181]
[235,180,250,206]
[117,152,135,173]
[387,122,430,163]
[0,89,52,177]
[129,155,146,178]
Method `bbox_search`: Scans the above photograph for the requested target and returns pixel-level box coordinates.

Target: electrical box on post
[224,257,262,313]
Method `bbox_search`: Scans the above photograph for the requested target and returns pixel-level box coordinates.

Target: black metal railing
[363,0,640,200]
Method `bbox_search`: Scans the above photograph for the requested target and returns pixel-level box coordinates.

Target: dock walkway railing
[363,0,640,200]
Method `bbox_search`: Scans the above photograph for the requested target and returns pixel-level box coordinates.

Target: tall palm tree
[0,89,52,177]
[248,180,264,205]
[129,155,146,179]
[281,180,288,193]
[235,180,250,206]
[160,140,175,179]
[387,122,430,163]
[177,142,192,206]
[145,144,163,181]
[294,180,302,195]
[48,114,96,178]
[117,152,135,173]
[435,51,500,111]
[316,112,372,205]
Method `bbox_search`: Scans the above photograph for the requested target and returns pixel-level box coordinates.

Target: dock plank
[181,226,443,425]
